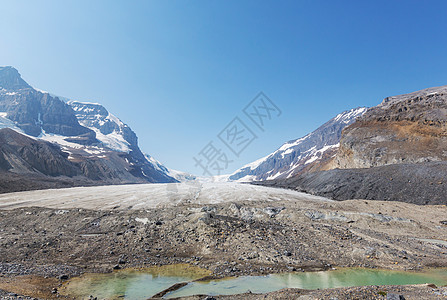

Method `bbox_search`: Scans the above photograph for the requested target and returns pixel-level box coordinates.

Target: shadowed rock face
[0,126,175,188]
[333,86,447,169]
[0,66,31,90]
[0,128,79,177]
[0,128,141,183]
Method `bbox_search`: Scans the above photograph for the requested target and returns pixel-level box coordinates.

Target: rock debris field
[0,182,446,299]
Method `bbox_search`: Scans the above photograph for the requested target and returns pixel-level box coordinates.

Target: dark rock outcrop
[257,161,447,205]
[0,128,79,177]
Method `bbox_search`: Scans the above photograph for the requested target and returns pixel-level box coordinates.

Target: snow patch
[334,107,367,123]
[266,171,283,180]
[234,174,257,182]
[68,100,101,106]
[239,153,272,171]
[92,128,130,153]
[135,217,149,225]
[38,131,84,149]
[0,113,25,133]
[277,134,310,152]
[303,144,338,165]
[106,113,124,127]
[35,88,48,94]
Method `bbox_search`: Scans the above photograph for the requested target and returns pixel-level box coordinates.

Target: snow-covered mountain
[68,101,136,153]
[145,154,196,182]
[228,107,368,182]
[0,66,177,185]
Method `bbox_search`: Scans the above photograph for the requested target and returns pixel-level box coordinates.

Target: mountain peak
[0,66,31,91]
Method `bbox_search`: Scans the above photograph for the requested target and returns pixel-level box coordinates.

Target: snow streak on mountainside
[0,113,23,133]
[229,107,367,182]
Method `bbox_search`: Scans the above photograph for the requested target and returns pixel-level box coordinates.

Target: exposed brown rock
[333,86,447,169]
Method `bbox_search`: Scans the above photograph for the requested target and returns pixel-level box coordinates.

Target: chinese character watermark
[243,92,281,131]
[193,92,281,177]
[193,141,233,176]
[217,117,257,157]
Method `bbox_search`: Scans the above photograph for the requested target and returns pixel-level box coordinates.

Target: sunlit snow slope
[228,108,367,182]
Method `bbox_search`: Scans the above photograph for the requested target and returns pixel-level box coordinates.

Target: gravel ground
[176,284,447,299]
[0,183,446,299]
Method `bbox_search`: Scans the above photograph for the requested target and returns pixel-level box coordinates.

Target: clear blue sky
[1,0,447,175]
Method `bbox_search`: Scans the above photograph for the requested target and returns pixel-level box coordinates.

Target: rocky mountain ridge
[228,107,367,182]
[333,85,447,169]
[259,85,447,204]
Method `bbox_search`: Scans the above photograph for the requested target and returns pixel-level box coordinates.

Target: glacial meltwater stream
[61,265,447,299]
